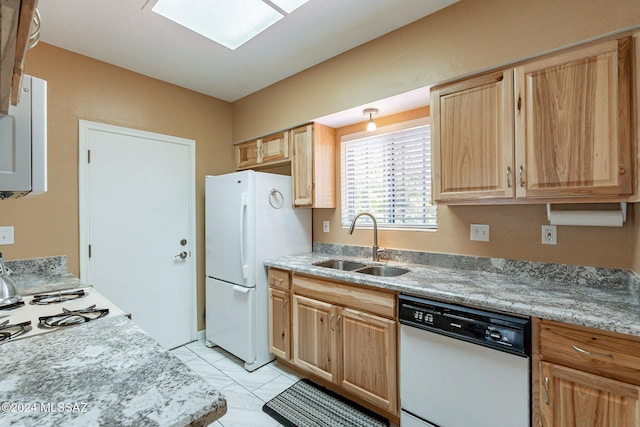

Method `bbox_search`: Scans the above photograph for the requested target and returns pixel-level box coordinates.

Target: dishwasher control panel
[399,294,530,356]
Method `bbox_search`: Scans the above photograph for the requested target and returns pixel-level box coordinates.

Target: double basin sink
[313,259,409,277]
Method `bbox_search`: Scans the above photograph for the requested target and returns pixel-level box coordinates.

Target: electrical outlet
[0,226,14,245]
[323,221,330,233]
[542,225,557,245]
[470,224,490,242]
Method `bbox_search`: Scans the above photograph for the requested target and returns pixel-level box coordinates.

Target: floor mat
[262,379,389,427]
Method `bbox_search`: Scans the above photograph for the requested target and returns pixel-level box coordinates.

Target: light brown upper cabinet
[431,70,515,201]
[235,131,289,170]
[290,123,336,208]
[1,0,39,114]
[515,37,633,199]
[235,139,260,169]
[432,35,635,204]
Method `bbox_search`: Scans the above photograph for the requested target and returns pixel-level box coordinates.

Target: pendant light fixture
[363,108,378,131]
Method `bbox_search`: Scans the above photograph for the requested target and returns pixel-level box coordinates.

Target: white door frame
[78,119,197,342]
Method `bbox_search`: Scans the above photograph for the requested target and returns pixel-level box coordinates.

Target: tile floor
[169,340,303,427]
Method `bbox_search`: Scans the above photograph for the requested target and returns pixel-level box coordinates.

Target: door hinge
[88,150,91,163]
[88,244,92,258]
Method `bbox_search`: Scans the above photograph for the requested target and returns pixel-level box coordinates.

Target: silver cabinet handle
[544,377,550,405]
[572,345,613,358]
[506,166,512,188]
[519,165,525,187]
[175,251,187,260]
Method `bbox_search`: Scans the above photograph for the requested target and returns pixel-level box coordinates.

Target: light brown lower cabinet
[339,307,397,411]
[292,295,337,382]
[534,318,640,427]
[268,270,398,417]
[291,294,398,415]
[268,288,290,360]
[539,361,640,426]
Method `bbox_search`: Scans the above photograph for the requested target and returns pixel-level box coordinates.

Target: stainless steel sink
[313,259,410,277]
[313,259,367,271]
[355,265,410,277]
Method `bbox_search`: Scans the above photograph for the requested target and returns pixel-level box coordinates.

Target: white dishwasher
[399,295,531,427]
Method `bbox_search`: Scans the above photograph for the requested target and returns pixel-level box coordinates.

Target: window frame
[340,117,436,231]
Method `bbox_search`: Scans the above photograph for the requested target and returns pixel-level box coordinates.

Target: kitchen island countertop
[0,315,226,426]
[1,255,226,425]
[265,252,640,338]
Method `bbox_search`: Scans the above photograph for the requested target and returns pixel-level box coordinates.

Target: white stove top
[0,286,126,344]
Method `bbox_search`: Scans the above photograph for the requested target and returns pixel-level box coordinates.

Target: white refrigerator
[205,170,311,371]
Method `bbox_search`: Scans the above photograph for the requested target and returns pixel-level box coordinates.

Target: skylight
[151,0,310,50]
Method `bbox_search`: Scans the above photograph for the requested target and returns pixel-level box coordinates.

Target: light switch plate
[0,226,14,245]
[470,224,490,242]
[323,221,330,233]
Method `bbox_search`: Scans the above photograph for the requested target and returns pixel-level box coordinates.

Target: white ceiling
[37,0,457,105]
[315,86,430,128]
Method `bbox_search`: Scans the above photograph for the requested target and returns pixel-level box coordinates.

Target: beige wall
[234,0,640,270]
[232,0,640,142]
[0,43,234,329]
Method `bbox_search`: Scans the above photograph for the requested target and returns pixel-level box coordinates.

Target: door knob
[175,251,188,260]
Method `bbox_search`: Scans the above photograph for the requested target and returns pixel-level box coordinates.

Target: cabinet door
[292,294,338,382]
[235,139,259,169]
[261,132,289,165]
[291,125,313,207]
[515,37,633,199]
[339,308,398,414]
[268,288,290,360]
[540,361,640,427]
[431,69,515,201]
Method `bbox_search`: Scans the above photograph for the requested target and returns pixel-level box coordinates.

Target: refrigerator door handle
[239,192,248,280]
[233,285,251,294]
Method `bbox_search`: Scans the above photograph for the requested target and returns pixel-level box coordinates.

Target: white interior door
[79,120,196,349]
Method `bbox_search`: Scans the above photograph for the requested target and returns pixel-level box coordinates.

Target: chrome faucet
[348,212,384,261]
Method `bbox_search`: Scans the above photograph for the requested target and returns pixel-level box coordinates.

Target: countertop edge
[265,254,640,338]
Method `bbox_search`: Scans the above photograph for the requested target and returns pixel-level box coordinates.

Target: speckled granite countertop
[0,315,227,426]
[265,251,640,338]
[5,255,83,295]
[1,255,226,426]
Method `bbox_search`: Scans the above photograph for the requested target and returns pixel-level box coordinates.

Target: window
[341,118,436,230]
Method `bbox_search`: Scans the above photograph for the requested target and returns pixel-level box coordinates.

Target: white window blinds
[341,118,436,230]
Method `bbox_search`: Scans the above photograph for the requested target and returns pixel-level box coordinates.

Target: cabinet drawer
[268,268,290,290]
[293,274,395,319]
[539,320,640,385]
